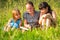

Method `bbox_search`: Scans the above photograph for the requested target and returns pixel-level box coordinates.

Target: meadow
[0,0,60,40]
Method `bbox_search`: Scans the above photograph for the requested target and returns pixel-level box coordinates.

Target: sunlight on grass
[0,0,60,40]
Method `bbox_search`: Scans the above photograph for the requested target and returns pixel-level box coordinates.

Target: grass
[0,0,60,40]
[0,27,60,40]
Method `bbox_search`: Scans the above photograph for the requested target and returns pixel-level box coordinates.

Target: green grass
[0,0,60,40]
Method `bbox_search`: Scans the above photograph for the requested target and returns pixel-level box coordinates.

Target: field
[0,0,60,40]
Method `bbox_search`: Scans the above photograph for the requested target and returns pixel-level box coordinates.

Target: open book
[20,26,29,30]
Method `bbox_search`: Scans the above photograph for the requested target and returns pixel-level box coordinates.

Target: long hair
[39,2,52,13]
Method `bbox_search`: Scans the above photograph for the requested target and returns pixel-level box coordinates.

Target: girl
[4,8,22,31]
[23,1,40,30]
[39,2,56,30]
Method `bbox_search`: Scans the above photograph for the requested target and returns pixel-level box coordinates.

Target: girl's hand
[46,13,52,19]
[41,14,47,19]
[26,24,31,29]
[42,13,51,19]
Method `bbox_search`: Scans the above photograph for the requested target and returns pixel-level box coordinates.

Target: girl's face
[12,11,20,20]
[40,7,48,14]
[26,4,34,14]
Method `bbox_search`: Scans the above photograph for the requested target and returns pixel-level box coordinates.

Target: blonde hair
[12,8,21,19]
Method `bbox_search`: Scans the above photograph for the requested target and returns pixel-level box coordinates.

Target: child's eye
[16,14,18,16]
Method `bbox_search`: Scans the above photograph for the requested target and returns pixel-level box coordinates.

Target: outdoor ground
[0,0,60,40]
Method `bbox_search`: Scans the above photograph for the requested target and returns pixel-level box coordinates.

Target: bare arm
[24,19,31,29]
[4,18,12,31]
[39,17,42,25]
[52,11,56,21]
[39,13,46,25]
[46,11,56,22]
[5,18,12,27]
[19,21,22,28]
[19,21,22,26]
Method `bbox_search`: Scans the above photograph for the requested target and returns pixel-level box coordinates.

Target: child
[39,2,56,30]
[4,8,22,31]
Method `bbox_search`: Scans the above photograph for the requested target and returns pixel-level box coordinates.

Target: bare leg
[42,19,46,30]
[46,18,51,30]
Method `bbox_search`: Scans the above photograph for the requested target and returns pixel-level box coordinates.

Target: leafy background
[0,0,60,40]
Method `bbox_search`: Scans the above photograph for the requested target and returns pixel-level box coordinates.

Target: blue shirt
[10,19,21,28]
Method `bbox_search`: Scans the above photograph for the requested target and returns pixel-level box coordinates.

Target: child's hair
[26,1,34,7]
[39,2,52,13]
[26,1,35,11]
[12,8,21,19]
